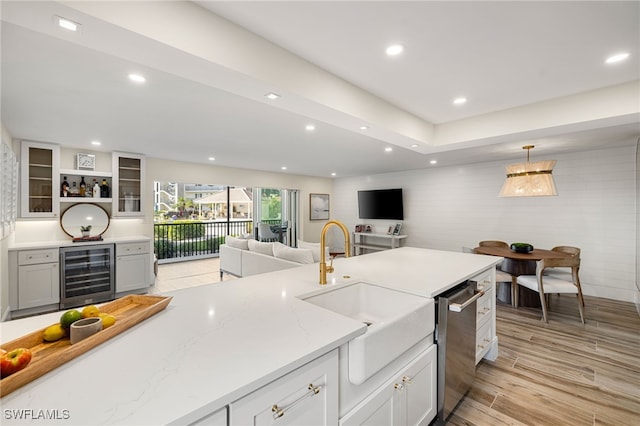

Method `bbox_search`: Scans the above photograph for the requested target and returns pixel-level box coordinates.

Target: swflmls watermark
[3,409,70,421]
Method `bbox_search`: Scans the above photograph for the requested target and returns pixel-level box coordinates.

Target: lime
[81,305,100,318]
[43,323,66,342]
[60,310,82,329]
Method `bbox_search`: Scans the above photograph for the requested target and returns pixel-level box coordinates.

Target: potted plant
[80,225,92,238]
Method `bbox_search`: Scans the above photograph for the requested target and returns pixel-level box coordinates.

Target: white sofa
[220,237,322,279]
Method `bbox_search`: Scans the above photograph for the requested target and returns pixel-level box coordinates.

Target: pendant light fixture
[499,145,557,197]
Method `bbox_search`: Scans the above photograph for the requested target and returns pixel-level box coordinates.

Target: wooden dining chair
[546,246,583,306]
[516,257,585,323]
[479,241,516,305]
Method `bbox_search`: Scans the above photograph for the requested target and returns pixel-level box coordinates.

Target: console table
[352,232,407,255]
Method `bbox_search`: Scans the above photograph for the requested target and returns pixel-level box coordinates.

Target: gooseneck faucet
[319,220,351,285]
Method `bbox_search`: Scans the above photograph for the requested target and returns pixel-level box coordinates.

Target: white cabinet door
[20,141,60,218]
[116,253,150,293]
[230,350,338,426]
[340,345,437,426]
[18,262,59,309]
[402,345,437,426]
[339,380,397,426]
[112,152,145,217]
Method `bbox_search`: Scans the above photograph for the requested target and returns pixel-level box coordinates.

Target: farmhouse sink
[301,282,434,385]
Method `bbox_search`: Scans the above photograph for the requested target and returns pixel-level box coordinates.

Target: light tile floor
[149,257,236,294]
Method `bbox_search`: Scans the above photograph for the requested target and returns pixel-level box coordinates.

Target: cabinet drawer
[18,249,58,265]
[476,290,492,327]
[230,349,338,425]
[116,242,149,256]
[476,320,493,364]
[472,269,493,291]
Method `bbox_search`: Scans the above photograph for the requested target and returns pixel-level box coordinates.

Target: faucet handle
[327,256,336,273]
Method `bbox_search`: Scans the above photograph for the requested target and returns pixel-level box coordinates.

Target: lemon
[99,313,116,328]
[43,323,66,342]
[60,310,82,329]
[82,305,100,318]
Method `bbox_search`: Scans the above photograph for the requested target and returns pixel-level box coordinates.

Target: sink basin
[302,282,434,384]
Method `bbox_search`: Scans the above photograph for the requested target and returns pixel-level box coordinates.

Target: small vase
[81,231,90,238]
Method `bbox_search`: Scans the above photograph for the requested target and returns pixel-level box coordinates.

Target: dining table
[474,245,575,307]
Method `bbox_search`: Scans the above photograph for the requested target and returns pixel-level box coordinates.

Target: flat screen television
[357,188,404,220]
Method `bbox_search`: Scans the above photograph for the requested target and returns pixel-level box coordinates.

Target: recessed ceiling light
[281,166,287,170]
[331,172,337,177]
[128,73,146,83]
[305,124,315,131]
[385,147,393,152]
[411,144,419,148]
[265,92,280,100]
[56,16,80,32]
[386,44,404,56]
[605,52,630,64]
[359,126,369,130]
[453,97,467,105]
[91,140,101,146]
[208,157,215,161]
[430,160,438,165]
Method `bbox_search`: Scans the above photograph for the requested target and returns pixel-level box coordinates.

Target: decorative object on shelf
[61,176,69,197]
[392,222,403,235]
[80,225,92,237]
[309,193,329,220]
[510,242,534,253]
[93,179,100,198]
[355,224,372,233]
[79,176,86,197]
[76,153,95,171]
[387,225,394,235]
[100,179,110,198]
[499,145,557,197]
[60,203,110,239]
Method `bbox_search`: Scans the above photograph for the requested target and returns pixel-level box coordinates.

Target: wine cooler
[60,244,115,309]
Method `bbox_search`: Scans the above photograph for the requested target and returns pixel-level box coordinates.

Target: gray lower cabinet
[9,248,60,317]
[115,241,152,294]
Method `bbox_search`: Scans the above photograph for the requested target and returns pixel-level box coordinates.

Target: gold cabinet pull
[271,383,322,420]
[402,375,412,384]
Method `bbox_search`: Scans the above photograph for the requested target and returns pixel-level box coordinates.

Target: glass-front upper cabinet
[112,152,145,217]
[20,141,60,218]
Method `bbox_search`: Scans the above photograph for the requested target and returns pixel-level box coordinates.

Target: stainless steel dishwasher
[435,281,484,423]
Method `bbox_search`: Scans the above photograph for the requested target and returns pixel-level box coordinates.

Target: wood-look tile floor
[449,295,640,426]
[151,261,638,425]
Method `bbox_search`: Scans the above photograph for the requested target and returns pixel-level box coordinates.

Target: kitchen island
[0,247,500,425]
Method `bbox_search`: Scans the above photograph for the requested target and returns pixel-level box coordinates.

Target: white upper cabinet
[112,152,145,217]
[20,141,60,218]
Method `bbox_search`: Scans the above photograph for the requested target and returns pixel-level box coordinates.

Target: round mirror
[60,203,110,238]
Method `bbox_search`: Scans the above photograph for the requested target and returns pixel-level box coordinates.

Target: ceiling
[1,1,639,179]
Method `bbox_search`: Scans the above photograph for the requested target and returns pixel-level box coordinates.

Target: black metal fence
[154,220,253,261]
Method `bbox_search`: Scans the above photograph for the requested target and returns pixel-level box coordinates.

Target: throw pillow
[248,239,275,256]
[297,240,329,263]
[273,243,314,264]
[225,235,249,250]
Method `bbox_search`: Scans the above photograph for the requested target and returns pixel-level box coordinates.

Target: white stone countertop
[8,236,151,251]
[0,247,500,425]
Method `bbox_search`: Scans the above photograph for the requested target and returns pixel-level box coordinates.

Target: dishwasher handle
[448,290,484,312]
